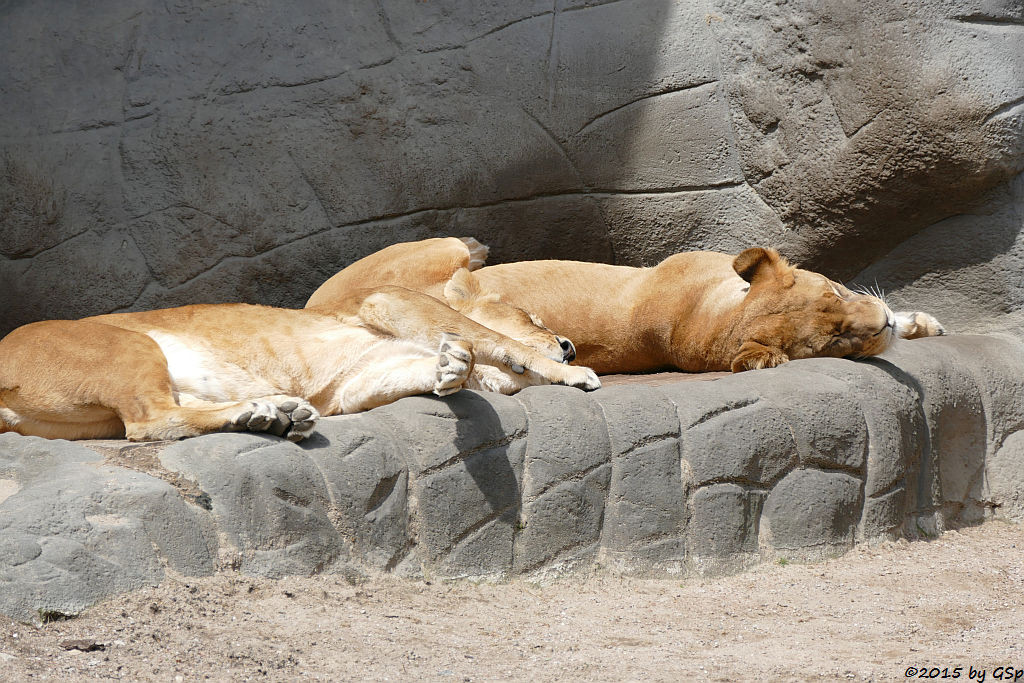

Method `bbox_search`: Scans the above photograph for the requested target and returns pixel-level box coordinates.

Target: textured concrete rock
[714,0,1024,277]
[776,357,926,540]
[761,469,863,558]
[300,415,410,575]
[512,386,611,574]
[688,484,766,567]
[157,434,347,578]
[857,174,1024,336]
[987,430,1024,521]
[757,373,869,473]
[2,0,1020,339]
[681,398,796,487]
[3,336,1024,622]
[592,385,686,573]
[373,390,528,578]
[0,436,215,622]
[876,338,992,531]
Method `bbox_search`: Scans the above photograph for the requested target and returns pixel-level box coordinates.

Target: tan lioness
[0,285,599,442]
[307,237,944,374]
[307,239,583,394]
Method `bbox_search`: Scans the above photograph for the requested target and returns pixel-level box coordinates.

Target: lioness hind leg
[0,320,183,440]
[169,394,319,442]
[0,320,318,441]
[337,335,474,413]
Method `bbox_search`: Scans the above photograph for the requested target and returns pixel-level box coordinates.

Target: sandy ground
[1,520,1022,682]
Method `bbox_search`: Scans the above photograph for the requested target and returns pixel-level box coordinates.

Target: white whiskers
[852,281,891,307]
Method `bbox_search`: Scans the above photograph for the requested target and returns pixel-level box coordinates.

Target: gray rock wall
[2,0,1022,336]
[3,336,1023,622]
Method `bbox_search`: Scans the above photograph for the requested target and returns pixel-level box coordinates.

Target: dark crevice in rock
[271,487,311,509]
[365,472,402,514]
[522,460,611,504]
[466,10,555,46]
[4,229,92,262]
[561,0,636,13]
[795,462,866,480]
[612,430,681,458]
[574,80,720,136]
[684,397,762,430]
[953,14,1024,27]
[415,429,526,478]
[693,476,770,491]
[436,503,518,560]
[384,538,416,573]
[85,442,213,511]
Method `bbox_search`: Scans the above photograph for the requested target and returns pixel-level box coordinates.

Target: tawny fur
[0,286,599,442]
[307,238,582,392]
[307,238,945,375]
[307,237,488,308]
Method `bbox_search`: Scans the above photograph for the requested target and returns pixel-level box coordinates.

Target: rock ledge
[2,335,1022,622]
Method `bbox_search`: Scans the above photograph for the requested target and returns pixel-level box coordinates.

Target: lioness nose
[558,337,576,363]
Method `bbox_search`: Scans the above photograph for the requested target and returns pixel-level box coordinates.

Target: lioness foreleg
[337,335,474,413]
[354,288,601,391]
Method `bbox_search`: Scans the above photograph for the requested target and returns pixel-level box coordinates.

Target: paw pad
[233,397,319,441]
[434,336,474,397]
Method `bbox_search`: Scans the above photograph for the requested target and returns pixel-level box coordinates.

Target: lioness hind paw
[232,400,277,432]
[271,397,320,442]
[232,397,319,441]
[435,335,474,397]
[285,405,319,442]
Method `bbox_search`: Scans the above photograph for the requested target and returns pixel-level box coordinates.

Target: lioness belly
[145,331,280,401]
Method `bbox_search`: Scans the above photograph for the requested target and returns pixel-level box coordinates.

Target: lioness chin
[307,238,945,375]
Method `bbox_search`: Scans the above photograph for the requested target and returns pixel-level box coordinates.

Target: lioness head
[443,268,576,365]
[730,247,896,372]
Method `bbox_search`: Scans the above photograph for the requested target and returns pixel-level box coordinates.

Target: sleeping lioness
[0,284,599,442]
[307,237,945,374]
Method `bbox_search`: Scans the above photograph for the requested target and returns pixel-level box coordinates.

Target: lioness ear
[443,268,496,311]
[730,341,789,372]
[733,247,794,287]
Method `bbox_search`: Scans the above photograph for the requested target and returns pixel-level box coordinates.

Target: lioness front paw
[435,335,474,397]
[558,365,602,391]
[895,311,945,340]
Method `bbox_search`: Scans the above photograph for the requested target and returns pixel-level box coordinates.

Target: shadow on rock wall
[1,0,1021,337]
[713,1,1023,274]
